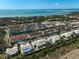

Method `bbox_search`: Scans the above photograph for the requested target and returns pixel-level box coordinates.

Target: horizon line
[0,8,79,10]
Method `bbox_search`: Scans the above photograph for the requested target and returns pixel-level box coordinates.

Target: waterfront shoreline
[0,9,79,17]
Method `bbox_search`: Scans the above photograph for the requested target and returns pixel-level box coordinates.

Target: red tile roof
[10,34,31,40]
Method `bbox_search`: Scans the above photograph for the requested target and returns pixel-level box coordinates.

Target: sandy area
[59,49,79,59]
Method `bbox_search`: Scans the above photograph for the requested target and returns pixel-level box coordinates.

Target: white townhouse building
[6,46,18,56]
[20,43,32,55]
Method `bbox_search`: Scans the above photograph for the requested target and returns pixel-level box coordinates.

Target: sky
[0,0,79,9]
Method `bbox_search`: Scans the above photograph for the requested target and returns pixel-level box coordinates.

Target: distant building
[47,35,60,43]
[6,46,18,56]
[74,29,79,34]
[10,34,31,41]
[60,31,73,37]
[20,43,32,55]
